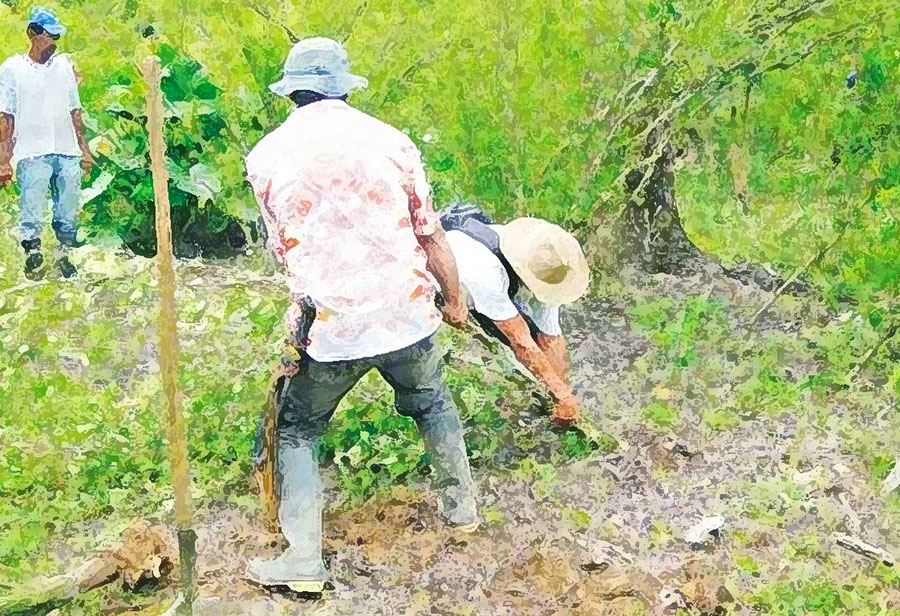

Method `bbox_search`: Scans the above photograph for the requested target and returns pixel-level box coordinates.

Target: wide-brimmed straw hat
[269,37,368,97]
[495,218,590,305]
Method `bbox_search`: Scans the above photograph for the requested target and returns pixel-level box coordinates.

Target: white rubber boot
[245,436,329,592]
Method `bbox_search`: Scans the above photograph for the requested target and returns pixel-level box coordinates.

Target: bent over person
[441,204,590,423]
[244,38,478,593]
[0,6,94,278]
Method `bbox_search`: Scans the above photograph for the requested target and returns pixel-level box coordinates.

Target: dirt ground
[38,266,900,616]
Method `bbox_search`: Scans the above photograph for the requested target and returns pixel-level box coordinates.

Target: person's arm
[246,163,289,266]
[0,63,14,186]
[66,59,93,175]
[70,109,94,175]
[494,315,579,422]
[0,113,13,186]
[537,332,570,384]
[417,226,468,327]
[399,145,468,328]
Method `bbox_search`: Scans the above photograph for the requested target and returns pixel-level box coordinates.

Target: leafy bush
[82,43,257,257]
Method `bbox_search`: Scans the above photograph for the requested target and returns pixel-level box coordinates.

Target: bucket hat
[269,37,368,97]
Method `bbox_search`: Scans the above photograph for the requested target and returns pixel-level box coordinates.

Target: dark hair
[288,90,348,108]
[27,23,60,39]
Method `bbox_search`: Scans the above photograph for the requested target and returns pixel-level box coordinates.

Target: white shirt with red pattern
[246,99,442,361]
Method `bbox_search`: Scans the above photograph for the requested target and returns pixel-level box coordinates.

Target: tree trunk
[617,121,701,274]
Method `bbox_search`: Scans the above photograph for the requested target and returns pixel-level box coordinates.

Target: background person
[0,6,94,279]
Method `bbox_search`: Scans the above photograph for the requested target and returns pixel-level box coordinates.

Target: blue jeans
[266,333,478,567]
[17,154,81,246]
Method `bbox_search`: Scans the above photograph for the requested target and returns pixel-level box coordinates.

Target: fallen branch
[0,521,174,614]
[846,321,900,383]
[750,228,846,325]
[835,533,896,566]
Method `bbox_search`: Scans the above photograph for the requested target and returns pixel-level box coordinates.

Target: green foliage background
[0,0,896,311]
[1,0,900,613]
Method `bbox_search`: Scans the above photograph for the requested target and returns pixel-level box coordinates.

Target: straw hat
[494,218,590,305]
[269,37,368,97]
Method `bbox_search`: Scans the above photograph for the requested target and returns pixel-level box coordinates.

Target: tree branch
[846,320,900,383]
[748,0,833,37]
[751,224,847,324]
[591,16,867,186]
[589,2,870,178]
[341,0,370,43]
[590,41,681,173]
[247,2,299,44]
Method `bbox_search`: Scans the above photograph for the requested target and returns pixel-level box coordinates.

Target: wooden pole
[140,55,196,614]
[258,371,283,534]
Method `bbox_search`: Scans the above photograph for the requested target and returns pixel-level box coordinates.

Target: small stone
[685,516,726,545]
[717,585,735,603]
[582,540,632,572]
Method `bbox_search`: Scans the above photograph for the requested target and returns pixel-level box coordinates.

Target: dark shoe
[24,251,44,278]
[21,238,42,253]
[58,256,77,279]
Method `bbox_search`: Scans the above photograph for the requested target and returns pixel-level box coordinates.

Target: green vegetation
[1,0,899,613]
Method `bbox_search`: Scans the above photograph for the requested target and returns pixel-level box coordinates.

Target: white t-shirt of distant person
[0,53,82,162]
[445,228,562,336]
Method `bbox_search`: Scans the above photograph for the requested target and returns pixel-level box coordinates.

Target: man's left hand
[551,395,580,424]
[81,151,96,176]
[0,162,12,187]
[441,299,469,329]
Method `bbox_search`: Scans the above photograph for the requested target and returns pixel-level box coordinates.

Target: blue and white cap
[269,37,368,98]
[28,6,66,36]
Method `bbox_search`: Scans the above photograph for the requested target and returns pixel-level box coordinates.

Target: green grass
[0,203,611,604]
[641,399,680,429]
[747,574,900,616]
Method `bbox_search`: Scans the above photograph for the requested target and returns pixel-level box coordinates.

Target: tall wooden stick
[141,55,196,614]
[258,370,283,534]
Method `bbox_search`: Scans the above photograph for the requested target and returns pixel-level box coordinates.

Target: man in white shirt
[441,204,590,423]
[244,38,477,594]
[0,6,94,279]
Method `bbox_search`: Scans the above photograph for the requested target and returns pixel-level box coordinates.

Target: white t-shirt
[0,53,82,161]
[245,100,442,362]
[446,228,562,336]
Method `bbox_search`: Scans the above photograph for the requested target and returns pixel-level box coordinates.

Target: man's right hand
[0,162,12,187]
[551,394,580,424]
[440,299,469,329]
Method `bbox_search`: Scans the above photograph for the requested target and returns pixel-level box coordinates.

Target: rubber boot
[53,229,78,279]
[245,435,329,593]
[415,407,480,532]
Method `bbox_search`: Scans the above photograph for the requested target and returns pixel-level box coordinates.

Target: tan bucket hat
[494,218,590,305]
